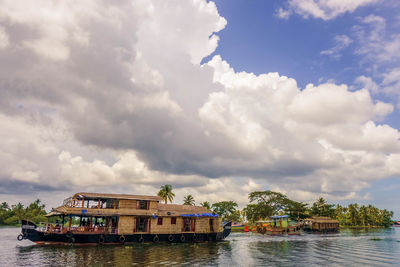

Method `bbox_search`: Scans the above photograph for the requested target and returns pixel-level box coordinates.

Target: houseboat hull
[19,220,232,245]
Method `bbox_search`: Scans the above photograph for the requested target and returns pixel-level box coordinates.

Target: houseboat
[303,217,339,232]
[18,192,232,245]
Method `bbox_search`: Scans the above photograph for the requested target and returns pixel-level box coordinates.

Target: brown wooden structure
[18,192,231,244]
[304,217,339,232]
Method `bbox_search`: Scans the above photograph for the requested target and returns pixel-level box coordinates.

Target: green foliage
[158,184,175,204]
[243,203,273,223]
[200,201,211,210]
[212,201,238,222]
[246,190,291,222]
[310,197,335,218]
[0,199,47,225]
[284,200,309,221]
[334,203,394,227]
[183,194,195,206]
[248,191,288,214]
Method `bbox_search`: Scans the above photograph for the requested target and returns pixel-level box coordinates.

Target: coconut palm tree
[183,195,195,206]
[157,184,175,204]
[200,201,211,210]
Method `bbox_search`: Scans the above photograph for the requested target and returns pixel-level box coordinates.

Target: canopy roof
[270,215,289,219]
[72,192,163,202]
[305,216,339,223]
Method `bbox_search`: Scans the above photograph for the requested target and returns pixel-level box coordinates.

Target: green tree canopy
[200,201,211,210]
[157,184,175,204]
[243,203,273,223]
[183,194,195,206]
[212,201,238,222]
[284,200,309,221]
[310,197,335,218]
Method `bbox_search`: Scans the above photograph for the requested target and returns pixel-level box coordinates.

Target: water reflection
[15,241,227,266]
[2,227,399,266]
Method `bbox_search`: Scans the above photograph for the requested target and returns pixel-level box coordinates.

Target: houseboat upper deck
[18,192,231,245]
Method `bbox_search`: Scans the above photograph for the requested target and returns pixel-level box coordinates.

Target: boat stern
[222,221,232,239]
[18,220,41,242]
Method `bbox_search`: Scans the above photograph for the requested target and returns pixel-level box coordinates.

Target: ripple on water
[1,228,400,266]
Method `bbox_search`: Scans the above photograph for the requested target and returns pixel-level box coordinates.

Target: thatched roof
[306,216,339,223]
[72,192,163,202]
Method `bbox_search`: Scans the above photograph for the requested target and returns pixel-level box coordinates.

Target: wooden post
[98,199,101,209]
[82,198,84,208]
[68,217,72,231]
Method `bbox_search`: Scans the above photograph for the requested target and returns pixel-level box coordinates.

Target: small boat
[255,215,301,235]
[393,221,400,227]
[18,192,231,245]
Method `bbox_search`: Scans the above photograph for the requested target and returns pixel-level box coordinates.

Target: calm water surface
[1,227,399,266]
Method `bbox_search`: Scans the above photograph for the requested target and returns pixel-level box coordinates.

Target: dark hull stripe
[23,230,228,244]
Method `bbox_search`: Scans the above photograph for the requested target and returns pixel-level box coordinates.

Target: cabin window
[183,218,194,232]
[157,218,163,225]
[136,217,148,232]
[138,200,148,210]
[171,217,176,225]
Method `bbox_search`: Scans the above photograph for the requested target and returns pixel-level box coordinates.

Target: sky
[0,0,400,218]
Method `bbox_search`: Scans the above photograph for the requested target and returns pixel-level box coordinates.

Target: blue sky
[0,0,400,219]
[207,0,400,128]
[207,0,400,216]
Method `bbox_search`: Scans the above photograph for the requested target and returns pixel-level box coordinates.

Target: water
[1,227,400,266]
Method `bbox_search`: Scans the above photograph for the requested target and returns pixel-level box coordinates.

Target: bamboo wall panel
[119,200,137,209]
[118,215,135,235]
[148,217,219,234]
[150,201,158,210]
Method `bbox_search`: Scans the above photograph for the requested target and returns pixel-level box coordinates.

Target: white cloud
[0,0,399,209]
[0,26,9,49]
[321,35,352,59]
[355,75,379,94]
[277,0,380,20]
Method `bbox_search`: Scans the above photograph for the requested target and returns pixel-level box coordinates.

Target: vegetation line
[0,188,394,228]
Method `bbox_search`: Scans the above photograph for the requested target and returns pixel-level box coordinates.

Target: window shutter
[191,219,196,232]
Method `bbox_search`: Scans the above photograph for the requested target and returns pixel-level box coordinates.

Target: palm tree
[157,184,175,204]
[183,195,195,206]
[200,201,211,209]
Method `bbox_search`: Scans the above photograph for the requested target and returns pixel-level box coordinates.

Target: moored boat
[303,217,339,232]
[255,215,301,235]
[18,192,231,245]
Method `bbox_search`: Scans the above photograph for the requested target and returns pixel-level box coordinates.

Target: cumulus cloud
[277,0,380,20]
[0,0,400,208]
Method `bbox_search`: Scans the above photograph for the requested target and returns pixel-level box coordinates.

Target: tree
[249,191,289,215]
[157,184,175,204]
[347,203,360,226]
[200,201,211,210]
[243,203,273,223]
[310,197,335,218]
[284,200,309,222]
[212,201,238,222]
[334,205,347,225]
[183,195,195,206]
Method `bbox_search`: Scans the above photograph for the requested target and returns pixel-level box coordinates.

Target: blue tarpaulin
[180,213,218,217]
